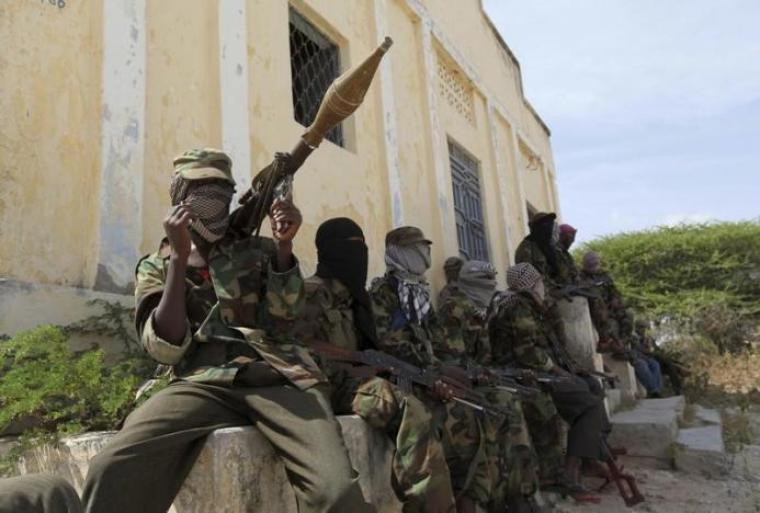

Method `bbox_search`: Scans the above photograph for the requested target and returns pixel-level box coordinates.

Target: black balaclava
[315,218,378,349]
[527,216,559,276]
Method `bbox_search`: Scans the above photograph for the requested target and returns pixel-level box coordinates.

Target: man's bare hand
[163,204,194,261]
[269,199,302,242]
[431,379,455,402]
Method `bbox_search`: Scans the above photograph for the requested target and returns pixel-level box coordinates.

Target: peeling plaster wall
[0,1,102,288]
[0,0,560,332]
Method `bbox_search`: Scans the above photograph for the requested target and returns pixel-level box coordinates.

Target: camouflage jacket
[295,275,359,351]
[437,282,459,307]
[578,269,632,341]
[437,288,491,367]
[369,275,442,368]
[134,234,325,389]
[559,248,579,283]
[514,238,573,288]
[487,291,558,372]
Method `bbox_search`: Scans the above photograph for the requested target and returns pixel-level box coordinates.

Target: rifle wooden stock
[598,440,645,507]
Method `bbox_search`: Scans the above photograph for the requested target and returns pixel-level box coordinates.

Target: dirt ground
[551,457,760,513]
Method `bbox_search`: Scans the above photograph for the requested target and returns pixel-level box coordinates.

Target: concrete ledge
[674,425,729,479]
[602,355,639,402]
[19,416,402,513]
[608,400,680,460]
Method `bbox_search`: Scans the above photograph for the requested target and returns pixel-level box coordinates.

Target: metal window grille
[449,141,489,261]
[289,8,343,147]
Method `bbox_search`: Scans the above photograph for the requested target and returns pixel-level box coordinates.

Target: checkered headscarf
[493,262,543,310]
[170,176,234,243]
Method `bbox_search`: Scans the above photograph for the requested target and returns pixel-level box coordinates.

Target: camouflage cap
[172,148,236,186]
[528,211,556,227]
[443,256,464,272]
[385,226,432,247]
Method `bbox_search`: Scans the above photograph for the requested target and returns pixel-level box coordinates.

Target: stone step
[674,424,729,479]
[608,397,685,460]
[18,415,402,513]
[605,389,622,414]
[602,355,640,402]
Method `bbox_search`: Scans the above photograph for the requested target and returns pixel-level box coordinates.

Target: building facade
[0,0,560,336]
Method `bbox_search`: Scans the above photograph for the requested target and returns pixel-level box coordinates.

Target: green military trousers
[0,474,82,513]
[347,377,456,513]
[520,390,565,483]
[81,380,374,513]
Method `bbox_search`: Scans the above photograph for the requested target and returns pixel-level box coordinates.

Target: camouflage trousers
[432,385,539,512]
[0,474,81,513]
[343,377,457,513]
[520,389,565,482]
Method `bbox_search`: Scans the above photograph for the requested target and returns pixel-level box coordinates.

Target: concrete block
[639,396,686,422]
[609,403,679,459]
[605,389,621,414]
[729,445,760,482]
[693,406,721,426]
[602,355,639,401]
[556,297,598,371]
[674,425,729,478]
[19,416,402,513]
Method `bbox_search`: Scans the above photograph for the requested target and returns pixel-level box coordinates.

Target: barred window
[449,141,489,262]
[289,8,343,147]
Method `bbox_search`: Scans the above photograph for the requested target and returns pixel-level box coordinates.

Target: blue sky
[483,0,760,242]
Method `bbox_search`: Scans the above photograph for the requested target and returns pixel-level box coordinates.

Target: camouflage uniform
[579,269,633,342]
[438,289,540,501]
[489,290,608,465]
[487,290,566,483]
[0,474,81,513]
[294,275,456,513]
[81,149,373,513]
[515,238,573,290]
[370,275,494,508]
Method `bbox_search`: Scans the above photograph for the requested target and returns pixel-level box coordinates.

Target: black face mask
[315,218,377,349]
[528,219,559,275]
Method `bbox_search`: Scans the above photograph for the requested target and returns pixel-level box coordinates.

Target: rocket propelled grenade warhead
[302,37,394,148]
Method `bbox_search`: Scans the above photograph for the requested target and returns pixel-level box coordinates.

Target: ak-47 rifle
[554,283,602,301]
[463,365,542,399]
[309,341,512,418]
[233,38,393,235]
[548,331,619,387]
[597,440,645,507]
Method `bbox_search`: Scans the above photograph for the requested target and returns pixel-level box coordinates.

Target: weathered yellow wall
[0,0,560,333]
[0,1,102,288]
[141,0,224,255]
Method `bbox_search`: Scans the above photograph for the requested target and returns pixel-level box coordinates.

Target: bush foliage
[0,319,157,475]
[576,220,760,352]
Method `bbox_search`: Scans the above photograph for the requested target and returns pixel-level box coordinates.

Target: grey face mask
[385,243,431,281]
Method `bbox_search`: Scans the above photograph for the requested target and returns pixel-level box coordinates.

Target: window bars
[449,141,489,262]
[289,8,344,147]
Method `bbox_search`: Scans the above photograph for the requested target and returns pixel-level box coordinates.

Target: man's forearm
[153,256,189,344]
[275,240,295,272]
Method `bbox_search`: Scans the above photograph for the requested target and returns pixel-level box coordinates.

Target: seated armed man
[294,217,457,513]
[581,252,664,397]
[370,226,499,513]
[489,263,611,496]
[437,256,464,305]
[81,149,375,513]
[437,260,543,513]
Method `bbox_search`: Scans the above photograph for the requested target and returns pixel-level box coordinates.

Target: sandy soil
[551,458,759,513]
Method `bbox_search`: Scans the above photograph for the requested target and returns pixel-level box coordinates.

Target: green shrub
[576,220,760,353]
[0,325,152,475]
